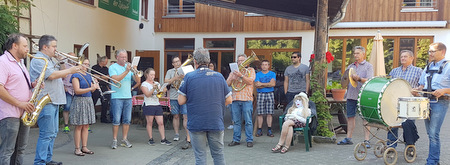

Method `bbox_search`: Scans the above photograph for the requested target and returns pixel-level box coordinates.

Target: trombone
[32,43,122,88]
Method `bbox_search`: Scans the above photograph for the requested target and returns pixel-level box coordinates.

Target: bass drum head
[380,79,412,126]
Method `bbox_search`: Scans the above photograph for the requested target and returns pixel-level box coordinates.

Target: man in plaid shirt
[226,54,256,148]
[387,50,422,149]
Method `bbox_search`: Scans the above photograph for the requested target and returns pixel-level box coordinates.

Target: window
[164,39,195,72]
[204,39,236,77]
[74,44,89,60]
[164,0,195,16]
[74,0,94,6]
[141,0,148,20]
[328,36,433,82]
[403,0,436,7]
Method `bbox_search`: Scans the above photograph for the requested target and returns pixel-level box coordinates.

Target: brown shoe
[247,142,253,147]
[228,141,240,146]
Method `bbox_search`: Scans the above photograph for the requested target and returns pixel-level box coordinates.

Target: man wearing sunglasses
[283,52,310,104]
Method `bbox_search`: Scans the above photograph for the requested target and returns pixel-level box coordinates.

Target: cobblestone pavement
[22,108,450,165]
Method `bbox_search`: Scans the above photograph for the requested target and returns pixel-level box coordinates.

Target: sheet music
[229,63,239,73]
[181,65,195,75]
[131,56,140,67]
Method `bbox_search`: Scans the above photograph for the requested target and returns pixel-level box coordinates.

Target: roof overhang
[332,21,448,29]
[187,0,345,23]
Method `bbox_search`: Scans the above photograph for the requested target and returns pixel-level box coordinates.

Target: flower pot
[331,89,346,101]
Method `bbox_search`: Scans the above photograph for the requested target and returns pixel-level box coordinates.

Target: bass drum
[358,77,412,127]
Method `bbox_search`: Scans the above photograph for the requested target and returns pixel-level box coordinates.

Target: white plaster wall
[31,0,155,65]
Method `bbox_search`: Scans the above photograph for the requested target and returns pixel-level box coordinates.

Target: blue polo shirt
[255,70,276,93]
[178,67,232,132]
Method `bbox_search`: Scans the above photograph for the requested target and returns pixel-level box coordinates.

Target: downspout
[329,0,350,28]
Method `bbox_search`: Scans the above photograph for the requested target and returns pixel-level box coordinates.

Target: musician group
[1,33,449,165]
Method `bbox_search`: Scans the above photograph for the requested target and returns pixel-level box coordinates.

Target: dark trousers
[92,85,111,121]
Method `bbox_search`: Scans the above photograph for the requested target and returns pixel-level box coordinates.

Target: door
[136,50,160,82]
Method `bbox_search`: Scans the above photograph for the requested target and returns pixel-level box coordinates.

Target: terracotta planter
[331,89,346,101]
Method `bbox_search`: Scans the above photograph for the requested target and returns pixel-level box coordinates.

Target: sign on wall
[99,0,139,21]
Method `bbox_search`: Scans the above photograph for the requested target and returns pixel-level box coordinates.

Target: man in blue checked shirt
[413,42,449,165]
[387,50,422,149]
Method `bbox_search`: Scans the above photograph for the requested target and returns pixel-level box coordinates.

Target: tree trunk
[313,0,328,95]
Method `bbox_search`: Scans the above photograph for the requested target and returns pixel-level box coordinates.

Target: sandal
[337,138,353,145]
[271,143,282,152]
[81,146,94,155]
[74,148,85,156]
[280,146,289,154]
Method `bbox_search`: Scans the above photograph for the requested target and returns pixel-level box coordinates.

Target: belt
[428,95,450,100]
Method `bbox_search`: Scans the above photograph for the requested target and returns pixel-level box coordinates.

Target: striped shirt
[232,67,256,101]
[346,60,374,100]
[389,64,422,88]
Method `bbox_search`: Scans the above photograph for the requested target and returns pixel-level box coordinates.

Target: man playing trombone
[109,49,141,149]
[30,35,81,165]
[92,55,112,123]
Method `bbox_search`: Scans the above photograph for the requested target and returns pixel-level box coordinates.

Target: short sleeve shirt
[255,71,276,93]
[346,60,374,100]
[165,68,178,100]
[232,67,256,101]
[0,51,32,120]
[91,64,109,87]
[178,67,232,132]
[418,59,450,90]
[30,52,66,104]
[284,64,309,93]
[141,81,160,106]
[109,63,133,99]
[389,65,422,88]
[70,73,93,97]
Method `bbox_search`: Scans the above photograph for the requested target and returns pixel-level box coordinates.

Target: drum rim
[357,77,408,126]
[398,97,429,101]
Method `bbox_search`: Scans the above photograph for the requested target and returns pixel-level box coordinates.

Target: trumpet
[38,43,123,88]
[126,62,143,77]
[156,83,169,98]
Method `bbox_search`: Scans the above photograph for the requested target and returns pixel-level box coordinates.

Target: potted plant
[328,81,346,101]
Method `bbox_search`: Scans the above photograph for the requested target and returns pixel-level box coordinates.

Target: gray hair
[400,50,414,58]
[97,55,108,64]
[3,33,25,51]
[38,35,57,51]
[193,47,210,65]
[353,46,365,54]
[237,54,247,60]
[115,49,127,57]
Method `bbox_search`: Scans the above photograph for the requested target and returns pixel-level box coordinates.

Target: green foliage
[416,38,431,68]
[272,52,291,72]
[326,81,342,90]
[310,62,334,137]
[0,0,32,51]
[247,39,300,49]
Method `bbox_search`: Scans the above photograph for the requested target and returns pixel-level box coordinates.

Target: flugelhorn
[231,51,259,91]
[172,54,193,90]
[126,62,143,77]
[22,53,52,126]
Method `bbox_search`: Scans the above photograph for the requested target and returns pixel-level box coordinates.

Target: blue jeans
[34,104,59,165]
[231,101,253,142]
[425,100,449,165]
[189,131,225,165]
[170,100,187,115]
[0,117,29,165]
[111,99,132,125]
[387,120,418,148]
[63,92,73,111]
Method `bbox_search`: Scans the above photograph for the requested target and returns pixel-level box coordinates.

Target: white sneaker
[111,140,117,149]
[121,139,132,148]
[173,134,180,141]
[227,125,234,130]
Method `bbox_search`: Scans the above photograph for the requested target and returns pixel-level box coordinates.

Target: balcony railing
[164,5,195,17]
[402,0,436,8]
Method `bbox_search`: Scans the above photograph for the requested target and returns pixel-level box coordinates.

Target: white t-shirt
[141,81,160,106]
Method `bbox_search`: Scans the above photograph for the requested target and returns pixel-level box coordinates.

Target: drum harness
[424,60,449,100]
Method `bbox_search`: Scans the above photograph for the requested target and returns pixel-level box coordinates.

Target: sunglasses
[291,56,298,59]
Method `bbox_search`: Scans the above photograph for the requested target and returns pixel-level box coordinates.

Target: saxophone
[21,54,52,126]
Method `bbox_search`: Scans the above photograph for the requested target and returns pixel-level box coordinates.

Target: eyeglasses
[291,56,298,59]
[428,50,439,54]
